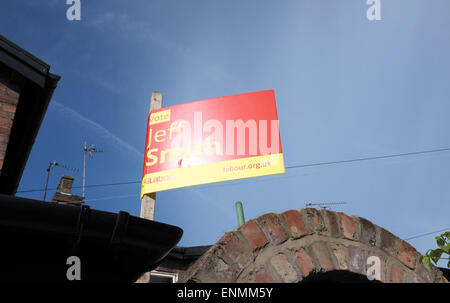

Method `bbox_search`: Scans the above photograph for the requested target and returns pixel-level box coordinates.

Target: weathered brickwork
[180,208,448,283]
[0,64,21,172]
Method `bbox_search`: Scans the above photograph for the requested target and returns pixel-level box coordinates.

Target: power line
[285,147,450,169]
[16,146,450,194]
[404,228,450,241]
[17,180,141,193]
[83,194,138,203]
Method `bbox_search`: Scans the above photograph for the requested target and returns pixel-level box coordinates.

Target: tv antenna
[43,161,78,201]
[305,202,347,210]
[82,142,103,199]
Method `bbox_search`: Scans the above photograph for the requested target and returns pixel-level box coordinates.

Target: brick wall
[0,63,21,172]
[180,208,448,283]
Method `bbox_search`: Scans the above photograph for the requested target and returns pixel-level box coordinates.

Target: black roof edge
[2,74,60,195]
[0,34,60,88]
[0,34,49,74]
[0,193,183,250]
[0,194,183,280]
[46,72,61,89]
[0,34,61,195]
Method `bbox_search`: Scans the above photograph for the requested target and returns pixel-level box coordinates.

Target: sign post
[140,91,162,221]
[136,91,162,283]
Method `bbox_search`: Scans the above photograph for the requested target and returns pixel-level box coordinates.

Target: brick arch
[179,208,448,283]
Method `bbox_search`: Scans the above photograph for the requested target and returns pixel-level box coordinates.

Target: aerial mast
[82,142,103,199]
[305,202,348,210]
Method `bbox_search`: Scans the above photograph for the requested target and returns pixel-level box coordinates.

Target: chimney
[51,175,84,206]
[57,175,74,194]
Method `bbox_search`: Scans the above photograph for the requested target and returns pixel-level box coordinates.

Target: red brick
[359,217,377,246]
[182,247,236,283]
[379,228,400,257]
[2,103,16,114]
[253,267,279,283]
[348,246,367,275]
[311,242,335,271]
[0,134,8,144]
[338,212,356,240]
[196,258,235,282]
[282,210,308,239]
[0,143,6,152]
[397,241,417,269]
[0,117,12,128]
[6,88,20,99]
[330,243,349,270]
[0,94,18,105]
[0,109,14,119]
[390,263,406,283]
[295,248,315,277]
[301,208,324,234]
[320,209,340,237]
[239,220,269,250]
[217,231,253,269]
[257,213,288,245]
[270,254,299,282]
[0,126,11,136]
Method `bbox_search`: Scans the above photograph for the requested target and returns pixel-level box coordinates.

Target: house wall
[0,63,21,172]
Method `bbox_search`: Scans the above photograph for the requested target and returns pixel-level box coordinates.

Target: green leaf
[430,249,443,264]
[422,256,432,269]
[442,244,450,254]
[436,238,446,249]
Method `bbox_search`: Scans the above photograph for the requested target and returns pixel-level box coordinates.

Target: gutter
[0,194,183,282]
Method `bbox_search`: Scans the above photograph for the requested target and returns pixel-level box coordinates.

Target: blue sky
[1,1,449,265]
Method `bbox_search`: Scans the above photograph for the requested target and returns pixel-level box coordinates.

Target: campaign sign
[141,90,284,197]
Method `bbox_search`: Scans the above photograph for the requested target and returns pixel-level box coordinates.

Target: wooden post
[135,91,162,283]
[140,91,162,221]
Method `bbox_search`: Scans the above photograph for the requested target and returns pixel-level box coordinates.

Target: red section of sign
[142,90,282,176]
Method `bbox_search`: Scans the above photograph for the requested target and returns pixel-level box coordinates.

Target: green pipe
[235,201,245,228]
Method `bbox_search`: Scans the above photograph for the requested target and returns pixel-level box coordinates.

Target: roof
[0,34,61,195]
[0,34,57,88]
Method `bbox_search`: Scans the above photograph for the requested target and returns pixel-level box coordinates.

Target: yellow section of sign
[149,109,171,125]
[141,153,285,197]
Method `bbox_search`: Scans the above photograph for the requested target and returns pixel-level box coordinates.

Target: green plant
[419,232,450,269]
